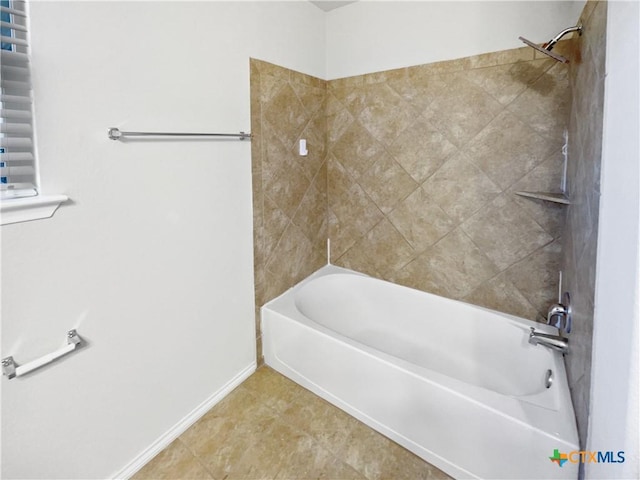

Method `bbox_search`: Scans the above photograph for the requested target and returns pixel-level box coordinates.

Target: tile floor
[133,367,451,480]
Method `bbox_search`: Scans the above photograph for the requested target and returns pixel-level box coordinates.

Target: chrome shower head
[519,24,583,64]
[518,36,570,63]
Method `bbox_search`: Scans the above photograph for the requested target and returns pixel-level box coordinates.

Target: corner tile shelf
[514,191,570,205]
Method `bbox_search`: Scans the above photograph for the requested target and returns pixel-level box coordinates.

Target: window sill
[1,194,69,226]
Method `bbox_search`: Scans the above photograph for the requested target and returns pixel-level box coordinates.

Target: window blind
[0,0,36,199]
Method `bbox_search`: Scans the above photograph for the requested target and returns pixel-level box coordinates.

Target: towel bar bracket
[1,357,16,379]
[2,329,82,380]
[107,127,252,141]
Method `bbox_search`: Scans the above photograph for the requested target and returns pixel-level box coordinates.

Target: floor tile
[133,439,212,480]
[134,367,451,480]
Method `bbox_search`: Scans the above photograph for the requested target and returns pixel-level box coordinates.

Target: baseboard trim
[111,361,257,479]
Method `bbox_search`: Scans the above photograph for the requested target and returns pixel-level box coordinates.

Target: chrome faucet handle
[547,304,567,330]
[546,292,572,333]
[547,304,566,315]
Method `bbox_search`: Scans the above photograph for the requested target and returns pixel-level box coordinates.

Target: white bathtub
[262,265,579,479]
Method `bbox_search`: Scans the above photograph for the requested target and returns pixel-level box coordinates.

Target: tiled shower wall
[563,0,607,448]
[250,59,328,359]
[327,48,570,321]
[251,46,574,359]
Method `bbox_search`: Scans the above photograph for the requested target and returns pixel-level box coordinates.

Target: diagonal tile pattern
[358,153,418,214]
[327,46,570,321]
[263,83,311,150]
[464,109,558,190]
[387,187,454,251]
[357,83,416,146]
[387,116,457,183]
[465,59,555,105]
[422,73,504,148]
[422,151,502,224]
[460,194,554,271]
[252,45,571,348]
[332,121,387,179]
[337,218,416,280]
[394,228,500,299]
[251,60,328,361]
[133,367,451,480]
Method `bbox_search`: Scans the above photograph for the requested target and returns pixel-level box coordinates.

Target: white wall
[587,1,640,478]
[326,0,586,79]
[0,1,324,478]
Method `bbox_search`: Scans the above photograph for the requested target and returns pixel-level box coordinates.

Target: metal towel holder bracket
[2,330,82,380]
[107,127,251,141]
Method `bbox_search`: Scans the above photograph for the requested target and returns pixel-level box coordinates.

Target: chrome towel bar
[107,127,251,141]
[2,330,82,380]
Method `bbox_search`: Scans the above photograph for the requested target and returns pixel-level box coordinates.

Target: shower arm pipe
[543,24,583,51]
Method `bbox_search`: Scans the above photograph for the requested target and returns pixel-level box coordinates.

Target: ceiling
[309,1,358,12]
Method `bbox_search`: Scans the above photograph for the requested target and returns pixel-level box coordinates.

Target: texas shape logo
[550,449,568,467]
